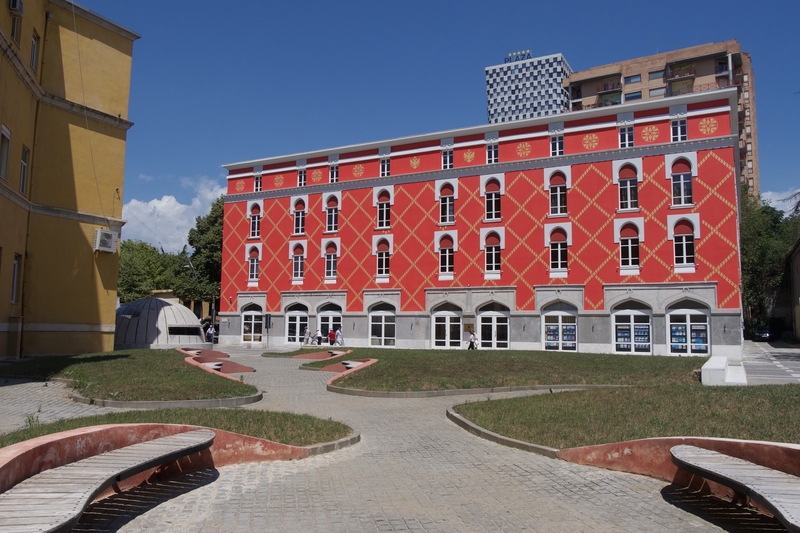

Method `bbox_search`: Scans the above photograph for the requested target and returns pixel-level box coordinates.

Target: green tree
[117,240,179,303]
[740,189,800,323]
[174,196,223,303]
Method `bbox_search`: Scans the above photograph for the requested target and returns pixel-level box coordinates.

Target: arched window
[673,219,695,267]
[439,183,454,224]
[293,199,306,235]
[485,232,501,273]
[370,302,396,347]
[613,301,652,354]
[242,303,264,343]
[249,204,261,238]
[549,228,567,271]
[671,159,693,206]
[248,247,260,281]
[439,235,454,277]
[543,302,577,351]
[325,242,338,280]
[317,303,342,339]
[326,196,339,232]
[549,172,567,215]
[377,189,391,229]
[485,179,501,220]
[618,165,638,210]
[478,302,509,349]
[667,300,709,355]
[292,244,305,280]
[285,303,308,343]
[376,239,390,279]
[619,223,640,270]
[431,302,462,348]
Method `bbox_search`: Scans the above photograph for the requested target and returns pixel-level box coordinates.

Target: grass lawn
[0,350,257,401]
[0,408,352,448]
[453,385,800,449]
[303,348,704,390]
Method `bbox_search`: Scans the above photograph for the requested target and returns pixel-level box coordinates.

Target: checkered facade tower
[485,52,573,124]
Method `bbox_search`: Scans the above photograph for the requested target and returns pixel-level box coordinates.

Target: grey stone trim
[41,93,134,131]
[0,193,126,229]
[224,136,738,205]
[446,408,559,459]
[326,383,614,399]
[71,391,263,409]
[305,432,361,456]
[0,181,31,210]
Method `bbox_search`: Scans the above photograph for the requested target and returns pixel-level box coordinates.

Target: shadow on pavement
[72,469,220,533]
[661,485,784,532]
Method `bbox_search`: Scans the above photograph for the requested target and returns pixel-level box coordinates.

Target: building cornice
[224,135,737,204]
[222,88,739,171]
[49,0,141,41]
[0,184,126,229]
[0,26,134,131]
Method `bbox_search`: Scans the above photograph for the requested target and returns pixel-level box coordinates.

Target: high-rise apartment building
[486,41,759,193]
[0,1,138,357]
[485,52,573,124]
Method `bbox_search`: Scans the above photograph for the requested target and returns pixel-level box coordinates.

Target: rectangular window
[442,150,453,170]
[625,91,642,101]
[249,214,261,238]
[615,315,651,353]
[253,175,262,192]
[377,202,390,229]
[485,192,501,220]
[672,174,693,205]
[624,74,641,84]
[293,255,304,279]
[377,251,390,277]
[326,207,339,232]
[649,70,665,81]
[620,238,640,267]
[487,144,498,164]
[619,179,639,209]
[0,130,10,181]
[485,245,500,272]
[293,210,305,234]
[248,258,259,281]
[30,33,40,71]
[440,195,454,224]
[550,242,567,270]
[619,126,634,148]
[297,169,306,187]
[674,235,695,265]
[325,253,337,278]
[329,165,339,183]
[671,119,687,142]
[649,87,666,98]
[11,254,21,304]
[10,17,20,44]
[440,248,454,274]
[550,185,567,215]
[380,158,390,177]
[550,135,564,157]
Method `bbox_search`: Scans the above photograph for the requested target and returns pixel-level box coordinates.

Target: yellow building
[0,0,138,357]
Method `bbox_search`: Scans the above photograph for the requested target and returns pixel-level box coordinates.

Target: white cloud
[121,177,225,252]
[138,173,154,182]
[762,188,800,214]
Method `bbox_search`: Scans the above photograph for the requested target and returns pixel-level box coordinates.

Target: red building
[219,88,743,357]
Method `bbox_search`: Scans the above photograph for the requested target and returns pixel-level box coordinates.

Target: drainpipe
[728,53,733,85]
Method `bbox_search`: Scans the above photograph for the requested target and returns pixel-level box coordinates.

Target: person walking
[303,326,310,345]
[335,326,345,347]
[328,328,336,346]
[313,329,322,346]
[206,324,216,344]
[467,329,477,350]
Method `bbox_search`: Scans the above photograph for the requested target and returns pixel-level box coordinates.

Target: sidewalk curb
[326,383,613,398]
[446,408,559,459]
[305,432,361,456]
[70,391,264,409]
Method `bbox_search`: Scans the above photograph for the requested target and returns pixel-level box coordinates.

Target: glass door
[544,314,577,351]
[433,314,462,348]
[479,314,509,349]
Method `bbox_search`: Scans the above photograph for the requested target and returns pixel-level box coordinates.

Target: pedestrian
[314,329,322,346]
[467,329,477,350]
[328,328,336,346]
[303,326,310,345]
[335,326,344,347]
[206,324,216,343]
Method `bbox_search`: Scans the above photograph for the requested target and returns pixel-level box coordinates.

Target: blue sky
[77,0,800,251]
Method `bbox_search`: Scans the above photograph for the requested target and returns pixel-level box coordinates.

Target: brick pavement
[71,353,775,533]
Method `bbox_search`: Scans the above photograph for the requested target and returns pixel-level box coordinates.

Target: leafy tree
[174,196,223,304]
[118,240,179,303]
[740,188,800,323]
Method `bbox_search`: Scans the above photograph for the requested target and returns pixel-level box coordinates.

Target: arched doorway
[612,301,652,354]
[542,302,577,351]
[667,300,709,355]
[369,302,396,346]
[317,303,342,339]
[285,303,309,344]
[242,303,264,343]
[431,302,462,348]
[478,302,509,349]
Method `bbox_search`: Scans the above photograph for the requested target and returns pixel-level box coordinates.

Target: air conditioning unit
[8,0,24,17]
[93,229,117,253]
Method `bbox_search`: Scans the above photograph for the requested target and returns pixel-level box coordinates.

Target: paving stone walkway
[70,351,779,533]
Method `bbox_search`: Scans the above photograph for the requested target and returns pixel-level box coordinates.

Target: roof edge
[49,0,141,41]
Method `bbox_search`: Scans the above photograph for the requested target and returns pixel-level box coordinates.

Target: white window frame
[440,195,454,224]
[372,235,393,283]
[369,307,396,347]
[19,146,28,194]
[550,135,564,157]
[297,169,306,187]
[614,310,652,354]
[242,306,265,343]
[294,210,305,235]
[249,214,261,238]
[479,228,505,281]
[442,149,453,170]
[380,157,390,177]
[434,230,458,281]
[619,126,634,148]
[671,119,688,142]
[373,186,394,229]
[288,240,307,284]
[321,238,341,284]
[329,164,339,183]
[326,206,339,233]
[487,143,499,164]
[544,222,572,278]
[614,218,645,276]
[668,308,709,355]
[671,173,693,206]
[248,257,259,282]
[667,214,700,274]
[285,306,309,344]
[619,178,638,210]
[30,33,39,71]
[543,311,577,352]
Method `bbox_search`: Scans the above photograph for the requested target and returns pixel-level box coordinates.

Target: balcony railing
[667,67,696,80]
[596,82,622,94]
[668,80,742,97]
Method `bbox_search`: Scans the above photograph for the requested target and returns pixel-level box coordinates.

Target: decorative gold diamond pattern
[336,189,383,309]
[453,186,490,287]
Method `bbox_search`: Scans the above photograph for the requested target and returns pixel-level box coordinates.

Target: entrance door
[433,314,462,348]
[285,303,309,344]
[478,303,510,349]
[317,303,343,339]
[242,304,264,343]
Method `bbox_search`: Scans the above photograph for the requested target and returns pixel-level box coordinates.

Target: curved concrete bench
[0,429,214,533]
[671,444,800,532]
